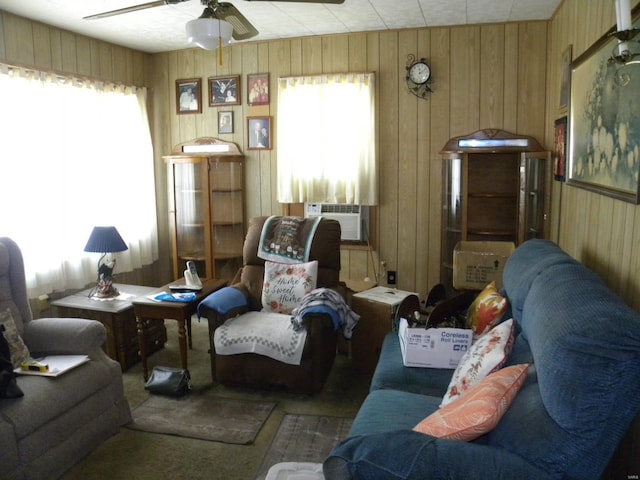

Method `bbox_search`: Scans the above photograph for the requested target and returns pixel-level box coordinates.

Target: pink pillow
[414,363,529,441]
[441,318,515,407]
[261,260,318,314]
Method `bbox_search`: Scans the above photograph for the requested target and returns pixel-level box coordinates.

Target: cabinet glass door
[210,159,244,280]
[519,152,551,241]
[441,155,463,291]
[173,161,207,275]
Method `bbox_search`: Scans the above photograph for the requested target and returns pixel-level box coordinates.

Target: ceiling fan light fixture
[186,17,233,50]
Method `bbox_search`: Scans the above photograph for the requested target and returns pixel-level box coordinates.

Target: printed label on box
[399,319,472,369]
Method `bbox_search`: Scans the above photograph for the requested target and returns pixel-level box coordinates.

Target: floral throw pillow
[414,363,529,442]
[0,307,30,368]
[261,260,318,314]
[441,318,515,407]
[466,281,509,336]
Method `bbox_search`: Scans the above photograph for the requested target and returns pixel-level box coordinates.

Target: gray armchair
[0,237,131,480]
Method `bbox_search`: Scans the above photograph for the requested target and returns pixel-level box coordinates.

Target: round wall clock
[406,54,432,99]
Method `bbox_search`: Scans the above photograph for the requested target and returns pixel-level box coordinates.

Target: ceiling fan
[84,0,345,42]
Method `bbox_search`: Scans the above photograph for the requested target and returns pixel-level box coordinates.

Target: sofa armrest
[22,317,106,355]
[324,430,554,480]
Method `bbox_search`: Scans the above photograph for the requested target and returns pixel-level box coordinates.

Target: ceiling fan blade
[244,0,345,3]
[83,0,189,20]
[214,2,259,41]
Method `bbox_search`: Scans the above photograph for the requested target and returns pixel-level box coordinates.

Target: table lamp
[84,226,128,298]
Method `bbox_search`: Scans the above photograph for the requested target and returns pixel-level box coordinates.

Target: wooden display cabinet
[440,129,551,294]
[164,138,245,281]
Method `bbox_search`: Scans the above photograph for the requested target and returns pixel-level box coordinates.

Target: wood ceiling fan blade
[83,0,189,20]
[215,2,259,40]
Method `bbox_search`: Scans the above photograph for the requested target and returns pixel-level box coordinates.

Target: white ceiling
[0,0,562,54]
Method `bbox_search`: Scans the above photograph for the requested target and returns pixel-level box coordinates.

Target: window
[0,65,158,297]
[277,73,377,205]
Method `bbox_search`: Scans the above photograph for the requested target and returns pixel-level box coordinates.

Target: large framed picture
[218,111,233,134]
[176,78,202,114]
[554,117,567,182]
[567,18,640,203]
[208,75,240,106]
[247,116,272,150]
[247,73,269,106]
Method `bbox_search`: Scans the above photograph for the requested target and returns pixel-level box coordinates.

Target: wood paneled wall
[152,22,548,298]
[11,5,638,312]
[546,0,640,310]
[0,11,151,86]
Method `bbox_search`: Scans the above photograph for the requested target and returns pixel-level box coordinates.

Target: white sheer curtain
[0,65,158,297]
[277,73,377,205]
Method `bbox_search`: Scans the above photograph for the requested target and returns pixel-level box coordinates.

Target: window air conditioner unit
[304,203,369,241]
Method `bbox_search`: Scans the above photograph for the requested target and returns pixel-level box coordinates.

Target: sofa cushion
[502,239,579,325]
[369,333,452,397]
[261,260,318,314]
[465,281,508,336]
[441,318,515,407]
[492,259,640,479]
[348,389,442,437]
[0,307,30,367]
[2,360,117,439]
[325,429,554,480]
[414,363,528,441]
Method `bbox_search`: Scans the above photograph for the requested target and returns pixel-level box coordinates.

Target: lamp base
[89,276,119,299]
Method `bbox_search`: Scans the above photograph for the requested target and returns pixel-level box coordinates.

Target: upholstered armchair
[198,216,346,394]
[0,237,130,479]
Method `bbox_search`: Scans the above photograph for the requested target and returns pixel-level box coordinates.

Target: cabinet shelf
[468,193,517,199]
[467,229,516,236]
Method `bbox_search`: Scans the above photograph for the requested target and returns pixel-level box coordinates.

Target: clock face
[409,62,431,85]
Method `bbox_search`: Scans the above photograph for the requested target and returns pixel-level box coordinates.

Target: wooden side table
[51,284,166,370]
[350,287,420,374]
[132,278,226,381]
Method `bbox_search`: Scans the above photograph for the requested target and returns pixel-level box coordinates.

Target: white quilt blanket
[213,311,307,365]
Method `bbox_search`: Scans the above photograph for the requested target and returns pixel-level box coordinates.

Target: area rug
[127,394,276,445]
[255,414,353,480]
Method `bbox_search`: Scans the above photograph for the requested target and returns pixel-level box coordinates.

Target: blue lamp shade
[84,226,128,253]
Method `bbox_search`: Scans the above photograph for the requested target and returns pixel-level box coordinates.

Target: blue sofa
[324,239,640,480]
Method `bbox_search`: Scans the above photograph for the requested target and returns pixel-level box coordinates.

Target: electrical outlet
[387,270,397,285]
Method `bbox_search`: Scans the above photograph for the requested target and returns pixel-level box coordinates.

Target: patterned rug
[255,414,353,480]
[127,393,275,445]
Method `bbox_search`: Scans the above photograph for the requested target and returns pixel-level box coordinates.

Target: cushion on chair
[197,286,248,317]
[261,260,318,314]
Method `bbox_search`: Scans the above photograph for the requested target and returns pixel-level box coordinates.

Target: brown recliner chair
[198,216,343,394]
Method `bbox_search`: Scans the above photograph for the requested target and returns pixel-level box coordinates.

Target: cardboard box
[398,319,472,369]
[453,241,515,290]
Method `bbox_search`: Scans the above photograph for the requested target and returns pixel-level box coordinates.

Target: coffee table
[132,278,226,381]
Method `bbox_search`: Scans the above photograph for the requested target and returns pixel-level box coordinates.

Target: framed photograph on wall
[567,18,640,203]
[176,78,202,114]
[208,75,240,106]
[558,45,572,110]
[218,111,234,134]
[247,116,272,150]
[247,73,269,106]
[554,116,567,181]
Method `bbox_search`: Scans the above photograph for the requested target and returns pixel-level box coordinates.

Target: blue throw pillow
[197,287,247,317]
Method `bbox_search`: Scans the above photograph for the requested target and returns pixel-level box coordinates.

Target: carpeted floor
[255,414,354,480]
[128,394,276,444]
[60,317,371,480]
